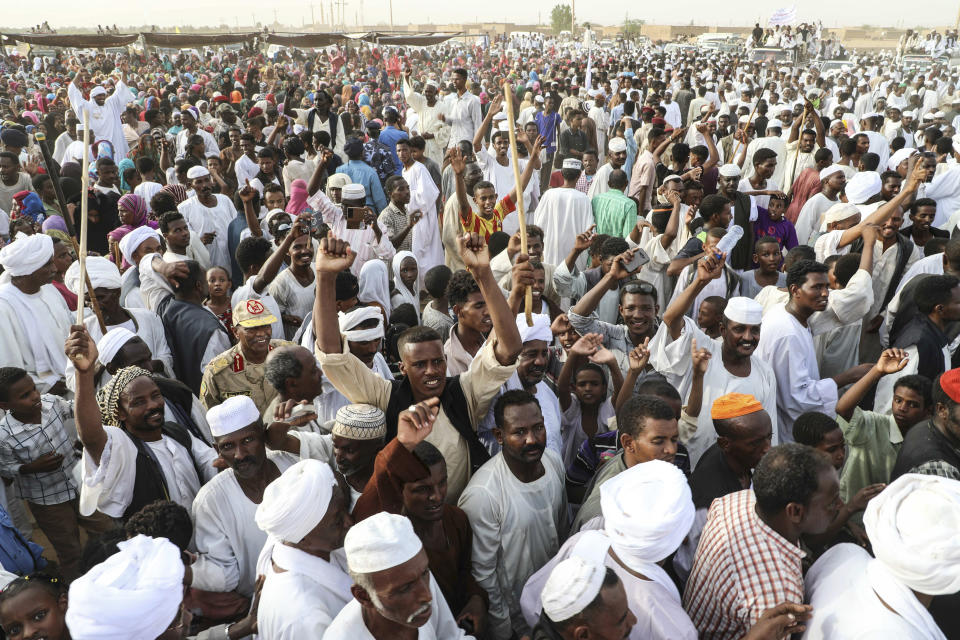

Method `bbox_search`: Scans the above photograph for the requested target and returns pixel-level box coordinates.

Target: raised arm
[252,215,308,293]
[450,148,472,230]
[658,189,683,249]
[570,249,636,318]
[306,148,332,196]
[312,232,358,355]
[836,348,909,420]
[615,339,650,412]
[838,162,925,248]
[787,106,804,144]
[237,179,262,238]
[507,135,544,204]
[64,325,108,464]
[698,120,720,173]
[459,232,523,365]
[473,94,502,153]
[685,338,713,417]
[663,252,725,339]
[807,96,826,149]
[557,334,604,412]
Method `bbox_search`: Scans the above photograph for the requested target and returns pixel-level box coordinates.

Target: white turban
[601,460,694,594]
[89,85,107,98]
[66,535,184,640]
[0,233,53,277]
[718,163,741,178]
[338,305,384,342]
[342,183,366,200]
[723,297,763,325]
[822,202,861,231]
[65,256,122,295]
[541,556,607,622]
[118,227,161,266]
[845,171,882,205]
[96,327,137,366]
[207,395,261,437]
[255,459,337,543]
[864,473,960,595]
[608,137,627,153]
[186,166,210,180]
[345,511,423,574]
[819,164,844,181]
[517,312,552,344]
[887,147,917,171]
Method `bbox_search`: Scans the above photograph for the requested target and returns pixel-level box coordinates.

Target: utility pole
[571,0,576,36]
[310,3,315,26]
[273,9,278,26]
[389,0,394,29]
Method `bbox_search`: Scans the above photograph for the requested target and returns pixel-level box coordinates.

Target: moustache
[521,443,545,456]
[233,456,257,468]
[405,602,432,624]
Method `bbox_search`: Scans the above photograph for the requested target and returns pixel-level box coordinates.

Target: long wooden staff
[502,82,532,326]
[34,129,106,332]
[730,97,760,161]
[76,110,92,326]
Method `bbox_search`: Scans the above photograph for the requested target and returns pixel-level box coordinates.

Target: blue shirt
[377,126,409,176]
[535,111,562,153]
[335,160,388,212]
[0,505,45,575]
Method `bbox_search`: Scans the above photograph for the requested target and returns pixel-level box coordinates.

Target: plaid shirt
[0,395,80,505]
[683,490,805,640]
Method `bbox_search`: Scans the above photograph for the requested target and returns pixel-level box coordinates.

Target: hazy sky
[7,1,955,31]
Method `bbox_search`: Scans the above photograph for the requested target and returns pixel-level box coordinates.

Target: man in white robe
[178,166,237,270]
[191,396,299,598]
[328,511,473,639]
[399,140,444,276]
[403,73,451,167]
[459,390,567,639]
[67,67,131,158]
[651,263,778,467]
[803,473,960,639]
[255,459,353,639]
[587,137,628,199]
[742,123,788,186]
[520,460,698,640]
[0,234,72,393]
[535,160,595,267]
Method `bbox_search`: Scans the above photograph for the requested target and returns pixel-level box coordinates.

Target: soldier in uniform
[200,299,294,412]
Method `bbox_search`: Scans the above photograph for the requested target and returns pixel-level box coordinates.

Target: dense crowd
[0,28,959,640]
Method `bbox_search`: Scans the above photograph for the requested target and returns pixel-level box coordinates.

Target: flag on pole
[584,46,593,92]
[768,5,797,26]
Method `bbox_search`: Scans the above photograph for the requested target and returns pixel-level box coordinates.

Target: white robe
[257,542,353,640]
[0,283,72,392]
[458,449,567,640]
[178,194,237,271]
[802,544,944,640]
[191,451,298,596]
[322,573,473,640]
[742,136,788,187]
[534,188,595,267]
[268,269,316,324]
[650,317,779,467]
[68,80,131,157]
[795,193,838,246]
[403,82,451,167]
[403,161,443,276]
[519,531,698,640]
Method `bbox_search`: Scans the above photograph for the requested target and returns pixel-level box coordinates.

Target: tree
[623,18,645,38]
[551,4,572,34]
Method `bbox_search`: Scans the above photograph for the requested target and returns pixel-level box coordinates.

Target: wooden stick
[502,82,533,326]
[730,97,760,161]
[76,109,91,326]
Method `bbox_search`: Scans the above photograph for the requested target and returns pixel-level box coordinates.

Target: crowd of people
[0,27,959,640]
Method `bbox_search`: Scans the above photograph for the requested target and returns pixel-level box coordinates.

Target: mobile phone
[345,206,366,230]
[625,247,650,273]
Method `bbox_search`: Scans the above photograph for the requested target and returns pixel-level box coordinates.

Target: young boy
[0,367,110,580]
[753,192,798,253]
[421,264,454,342]
[696,296,727,339]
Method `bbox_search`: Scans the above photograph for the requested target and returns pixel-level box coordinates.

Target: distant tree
[551,4,572,34]
[623,18,645,38]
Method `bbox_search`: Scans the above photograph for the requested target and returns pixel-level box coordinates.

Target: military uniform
[200,298,292,412]
[200,339,292,413]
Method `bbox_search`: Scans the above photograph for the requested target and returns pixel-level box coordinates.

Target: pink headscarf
[285,179,310,215]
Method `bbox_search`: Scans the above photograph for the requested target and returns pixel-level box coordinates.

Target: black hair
[589,233,611,256]
[384,175,407,195]
[150,190,178,216]
[0,366,29,402]
[814,148,833,164]
[879,170,902,183]
[79,527,126,573]
[158,211,185,234]
[488,231,510,257]
[408,135,426,151]
[792,411,841,446]
[446,269,481,308]
[752,147,777,166]
[411,440,444,469]
[390,303,419,327]
[608,169,628,191]
[911,197,937,215]
[894,374,933,408]
[124,499,193,552]
[553,568,620,629]
[0,572,67,607]
[336,270,360,301]
[861,152,880,172]
[786,259,828,291]
[753,443,834,514]
[424,264,453,299]
[257,146,277,159]
[172,260,203,294]
[783,245,816,270]
[925,238,949,257]
[235,236,273,273]
[915,275,960,314]
[754,235,781,251]
[493,389,541,429]
[599,236,629,260]
[396,325,443,353]
[617,394,675,439]
[700,194,731,220]
[833,253,862,288]
[283,136,305,157]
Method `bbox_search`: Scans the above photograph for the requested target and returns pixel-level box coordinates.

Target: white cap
[342,183,366,199]
[718,163,741,177]
[562,158,583,170]
[541,556,607,623]
[207,395,262,437]
[662,174,683,184]
[738,114,751,124]
[723,297,763,325]
[608,137,627,153]
[345,512,423,574]
[767,119,784,130]
[824,202,861,226]
[819,164,844,180]
[96,327,138,366]
[186,166,210,180]
[535,95,545,103]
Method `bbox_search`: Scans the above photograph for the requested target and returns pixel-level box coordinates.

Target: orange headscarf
[711,393,764,420]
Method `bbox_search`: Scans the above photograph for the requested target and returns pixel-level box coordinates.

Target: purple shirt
[754,206,799,252]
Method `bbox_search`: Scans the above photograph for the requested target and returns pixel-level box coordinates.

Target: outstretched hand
[398,397,441,451]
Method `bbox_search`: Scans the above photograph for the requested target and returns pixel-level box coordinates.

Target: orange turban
[711,393,764,420]
[939,368,960,403]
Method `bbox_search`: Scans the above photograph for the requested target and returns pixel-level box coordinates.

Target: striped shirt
[0,395,80,505]
[682,490,805,640]
[459,193,516,241]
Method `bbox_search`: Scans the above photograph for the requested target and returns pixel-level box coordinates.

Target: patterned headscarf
[96,366,153,427]
[160,184,188,206]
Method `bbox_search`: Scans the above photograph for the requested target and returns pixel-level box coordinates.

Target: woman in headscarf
[285,179,312,216]
[390,250,420,323]
[160,183,189,206]
[108,193,158,268]
[11,190,46,226]
[117,158,137,193]
[127,132,160,166]
[358,258,392,325]
[326,173,350,204]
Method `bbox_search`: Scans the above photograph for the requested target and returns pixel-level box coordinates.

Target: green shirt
[837,407,904,507]
[591,188,638,238]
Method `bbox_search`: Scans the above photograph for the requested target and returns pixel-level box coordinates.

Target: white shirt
[191,450,297,596]
[650,317,779,467]
[323,573,473,640]
[79,425,218,518]
[445,90,483,149]
[258,543,353,640]
[178,194,237,270]
[403,160,443,276]
[0,284,72,392]
[175,127,219,160]
[795,193,838,246]
[67,80,132,157]
[268,269,316,325]
[534,187,595,267]
[457,449,567,639]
